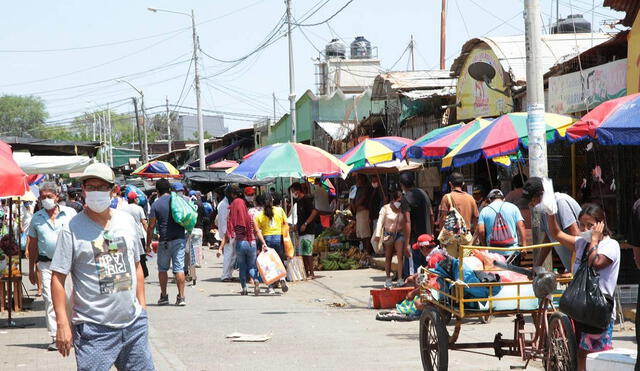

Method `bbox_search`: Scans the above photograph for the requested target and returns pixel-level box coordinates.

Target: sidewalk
[0,248,636,370]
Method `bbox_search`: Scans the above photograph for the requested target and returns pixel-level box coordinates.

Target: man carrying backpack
[146,179,187,306]
[437,172,478,257]
[477,189,526,258]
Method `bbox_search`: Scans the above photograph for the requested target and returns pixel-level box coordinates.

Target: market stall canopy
[13,152,93,174]
[208,159,239,170]
[132,160,182,179]
[339,136,413,169]
[0,137,100,157]
[566,92,640,145]
[403,123,464,159]
[186,138,250,169]
[184,170,274,186]
[0,141,28,197]
[348,159,422,175]
[441,112,576,170]
[229,142,351,180]
[407,119,492,160]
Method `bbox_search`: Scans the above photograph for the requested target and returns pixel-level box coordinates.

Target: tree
[193,130,213,140]
[149,112,179,141]
[0,95,48,137]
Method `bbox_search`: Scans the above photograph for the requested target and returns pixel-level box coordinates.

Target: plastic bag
[541,178,558,215]
[170,192,197,232]
[472,249,506,269]
[257,248,287,285]
[282,223,294,258]
[124,184,147,207]
[559,246,613,332]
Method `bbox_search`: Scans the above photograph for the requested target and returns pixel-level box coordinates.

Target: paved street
[0,248,636,371]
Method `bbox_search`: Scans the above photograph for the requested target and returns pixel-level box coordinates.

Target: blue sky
[0,0,623,132]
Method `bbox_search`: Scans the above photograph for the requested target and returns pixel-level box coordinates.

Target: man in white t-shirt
[216,185,235,281]
[122,191,149,278]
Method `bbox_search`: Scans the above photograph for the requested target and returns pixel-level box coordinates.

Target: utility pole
[440,0,447,70]
[97,111,104,163]
[272,92,277,124]
[132,98,144,162]
[286,0,297,143]
[409,35,416,71]
[140,92,149,162]
[107,103,113,167]
[191,10,206,170]
[166,96,172,153]
[524,0,550,268]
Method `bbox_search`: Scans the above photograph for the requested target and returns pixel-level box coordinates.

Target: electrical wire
[294,0,354,27]
[455,0,472,39]
[467,0,523,33]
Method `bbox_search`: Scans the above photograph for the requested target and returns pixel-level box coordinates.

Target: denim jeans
[235,239,260,289]
[264,234,285,264]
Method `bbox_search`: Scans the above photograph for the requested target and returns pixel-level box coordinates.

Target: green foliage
[0,95,48,137]
[192,130,213,140]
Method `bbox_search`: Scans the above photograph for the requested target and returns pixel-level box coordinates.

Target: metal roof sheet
[400,87,456,100]
[604,0,640,26]
[316,121,355,141]
[450,33,612,85]
[371,70,457,100]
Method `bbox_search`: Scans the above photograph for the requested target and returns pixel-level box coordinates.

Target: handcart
[418,243,577,370]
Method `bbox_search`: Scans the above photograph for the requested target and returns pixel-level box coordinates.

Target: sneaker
[254,281,260,296]
[384,278,393,289]
[267,287,276,295]
[157,294,169,305]
[280,279,289,293]
[47,339,57,351]
[394,279,403,287]
[176,296,186,306]
[241,288,248,296]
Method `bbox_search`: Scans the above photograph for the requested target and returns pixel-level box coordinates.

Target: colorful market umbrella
[403,123,464,159]
[228,142,351,180]
[441,112,576,170]
[0,141,28,197]
[208,159,239,170]
[339,136,414,169]
[406,118,492,160]
[566,92,640,145]
[132,160,182,178]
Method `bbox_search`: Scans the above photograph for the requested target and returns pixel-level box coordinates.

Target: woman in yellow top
[254,193,289,294]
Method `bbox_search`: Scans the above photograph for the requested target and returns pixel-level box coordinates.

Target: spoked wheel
[419,306,449,371]
[546,312,577,371]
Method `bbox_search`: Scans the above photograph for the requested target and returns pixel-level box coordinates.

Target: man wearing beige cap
[50,163,153,370]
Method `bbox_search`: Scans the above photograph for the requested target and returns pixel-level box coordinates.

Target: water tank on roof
[551,14,591,34]
[325,38,346,59]
[350,36,372,59]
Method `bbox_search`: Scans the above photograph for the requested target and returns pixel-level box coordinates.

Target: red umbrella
[0,141,28,197]
[208,159,239,169]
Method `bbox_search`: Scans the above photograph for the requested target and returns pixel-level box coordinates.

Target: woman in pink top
[373,189,408,288]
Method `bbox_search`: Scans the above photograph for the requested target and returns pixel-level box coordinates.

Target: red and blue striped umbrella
[403,123,464,159]
[132,160,182,178]
[567,92,640,145]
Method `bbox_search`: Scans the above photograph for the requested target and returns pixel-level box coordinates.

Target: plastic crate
[617,284,638,305]
[370,287,414,309]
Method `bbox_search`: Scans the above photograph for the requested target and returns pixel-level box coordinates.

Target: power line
[293,0,355,27]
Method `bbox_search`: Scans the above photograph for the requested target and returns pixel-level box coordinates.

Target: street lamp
[87,100,111,165]
[148,7,206,170]
[116,79,149,162]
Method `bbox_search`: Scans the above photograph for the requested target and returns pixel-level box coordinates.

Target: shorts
[157,238,186,273]
[73,310,154,371]
[579,320,614,352]
[383,231,404,243]
[356,210,371,238]
[299,234,314,256]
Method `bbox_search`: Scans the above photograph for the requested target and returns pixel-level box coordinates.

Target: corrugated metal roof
[316,121,355,141]
[604,0,640,26]
[400,87,456,100]
[371,70,457,100]
[450,33,612,85]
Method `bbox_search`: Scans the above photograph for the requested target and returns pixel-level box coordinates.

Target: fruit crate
[370,287,414,309]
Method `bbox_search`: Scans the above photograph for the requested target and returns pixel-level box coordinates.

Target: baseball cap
[172,183,185,192]
[522,177,544,200]
[487,189,504,200]
[127,191,138,200]
[244,186,255,196]
[77,163,115,184]
[412,234,435,250]
[188,190,197,197]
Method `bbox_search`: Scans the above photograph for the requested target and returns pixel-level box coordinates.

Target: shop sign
[548,59,627,114]
[628,13,640,94]
[456,45,513,120]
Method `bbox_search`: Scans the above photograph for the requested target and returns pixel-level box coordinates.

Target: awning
[1,137,100,156]
[316,122,355,141]
[186,138,250,169]
[183,170,274,186]
[13,152,93,174]
[400,87,456,100]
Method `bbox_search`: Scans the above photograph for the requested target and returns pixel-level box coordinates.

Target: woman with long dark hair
[547,203,620,371]
[254,193,289,294]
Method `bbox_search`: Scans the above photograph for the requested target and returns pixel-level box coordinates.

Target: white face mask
[85,191,112,213]
[41,198,56,211]
[372,182,379,189]
[580,229,593,242]
[393,201,402,208]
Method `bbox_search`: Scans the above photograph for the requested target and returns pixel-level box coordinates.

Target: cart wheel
[546,312,577,371]
[420,307,449,371]
[479,315,493,324]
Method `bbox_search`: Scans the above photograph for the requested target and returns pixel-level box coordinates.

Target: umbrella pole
[485,158,494,189]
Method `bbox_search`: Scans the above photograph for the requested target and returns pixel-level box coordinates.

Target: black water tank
[551,14,591,34]
[350,36,372,59]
